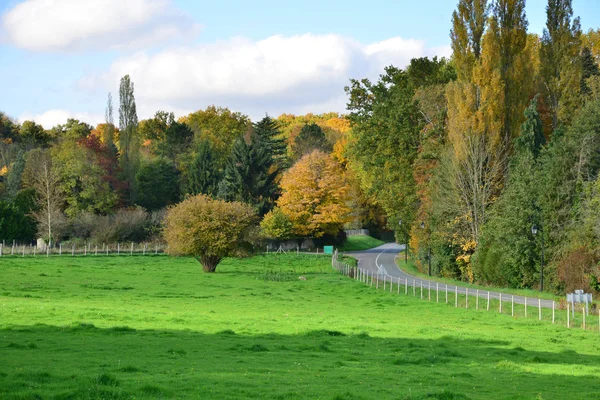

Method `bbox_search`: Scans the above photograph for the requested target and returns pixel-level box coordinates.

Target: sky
[1,0,599,128]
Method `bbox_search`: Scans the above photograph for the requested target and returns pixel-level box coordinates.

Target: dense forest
[1,0,600,295]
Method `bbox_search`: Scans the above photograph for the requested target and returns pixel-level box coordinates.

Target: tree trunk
[198,256,222,273]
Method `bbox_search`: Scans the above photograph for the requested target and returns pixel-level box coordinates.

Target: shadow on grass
[1,323,599,399]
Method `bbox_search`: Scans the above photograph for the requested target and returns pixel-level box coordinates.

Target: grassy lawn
[339,235,385,252]
[396,256,570,302]
[1,254,600,399]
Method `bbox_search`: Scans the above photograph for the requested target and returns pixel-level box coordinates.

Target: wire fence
[0,241,167,257]
[332,250,600,333]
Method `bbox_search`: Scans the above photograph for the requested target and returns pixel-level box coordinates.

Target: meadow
[1,254,600,399]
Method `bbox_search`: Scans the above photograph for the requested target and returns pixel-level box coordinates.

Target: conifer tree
[184,139,220,197]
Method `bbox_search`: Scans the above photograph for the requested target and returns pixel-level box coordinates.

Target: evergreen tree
[252,116,287,167]
[219,137,279,216]
[291,123,331,162]
[474,97,545,288]
[184,139,220,197]
[581,46,600,96]
[136,158,180,211]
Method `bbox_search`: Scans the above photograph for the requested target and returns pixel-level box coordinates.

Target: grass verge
[339,235,385,252]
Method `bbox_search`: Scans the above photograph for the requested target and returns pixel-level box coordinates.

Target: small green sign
[323,246,334,255]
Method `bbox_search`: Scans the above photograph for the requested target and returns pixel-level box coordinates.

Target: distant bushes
[67,207,165,244]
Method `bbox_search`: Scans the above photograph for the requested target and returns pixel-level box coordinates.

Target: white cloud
[19,110,103,129]
[1,0,200,52]
[81,33,451,120]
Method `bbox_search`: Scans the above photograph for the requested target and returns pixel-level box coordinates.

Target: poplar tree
[540,0,582,130]
[118,75,140,204]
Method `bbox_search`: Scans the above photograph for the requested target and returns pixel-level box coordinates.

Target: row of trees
[344,0,600,294]
[0,75,361,248]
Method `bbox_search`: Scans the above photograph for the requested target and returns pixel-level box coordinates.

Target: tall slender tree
[540,0,582,130]
[118,75,140,204]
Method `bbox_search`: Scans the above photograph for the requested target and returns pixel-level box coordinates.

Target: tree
[179,106,250,163]
[18,121,50,147]
[278,150,351,238]
[0,200,36,242]
[345,66,421,229]
[260,207,294,240]
[252,116,287,167]
[183,139,220,197]
[118,74,140,204]
[290,123,331,161]
[450,0,489,81]
[164,194,257,272]
[540,0,582,130]
[52,138,119,217]
[103,93,118,160]
[581,46,600,97]
[219,136,279,216]
[474,97,546,287]
[136,158,180,211]
[22,149,66,246]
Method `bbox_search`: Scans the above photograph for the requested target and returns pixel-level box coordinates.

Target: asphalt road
[345,243,556,310]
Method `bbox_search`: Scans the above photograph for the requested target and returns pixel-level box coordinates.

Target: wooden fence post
[487,291,490,311]
[552,301,555,324]
[436,283,439,303]
[428,282,431,301]
[465,288,469,309]
[525,297,528,318]
[567,303,570,328]
[539,299,542,321]
[476,289,479,310]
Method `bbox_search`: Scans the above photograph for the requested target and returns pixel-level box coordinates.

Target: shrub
[164,194,258,272]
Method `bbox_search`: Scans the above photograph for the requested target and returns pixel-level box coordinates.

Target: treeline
[345,0,600,294]
[0,76,363,247]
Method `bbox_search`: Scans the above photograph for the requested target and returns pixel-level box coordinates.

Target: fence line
[331,250,599,333]
[0,241,167,257]
[344,229,370,237]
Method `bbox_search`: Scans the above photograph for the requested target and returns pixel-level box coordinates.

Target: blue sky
[1,0,599,127]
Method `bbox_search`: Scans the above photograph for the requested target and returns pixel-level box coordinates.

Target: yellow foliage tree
[164,194,258,272]
[278,150,351,238]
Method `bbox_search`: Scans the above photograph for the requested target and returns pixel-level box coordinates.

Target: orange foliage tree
[278,150,351,238]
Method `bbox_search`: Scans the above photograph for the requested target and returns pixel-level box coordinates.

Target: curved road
[345,243,556,310]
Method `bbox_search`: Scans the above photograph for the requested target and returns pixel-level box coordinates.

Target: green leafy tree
[345,66,421,229]
[18,121,50,147]
[260,207,294,240]
[118,74,140,204]
[164,194,258,272]
[581,46,600,97]
[136,158,180,211]
[540,0,582,130]
[0,200,36,242]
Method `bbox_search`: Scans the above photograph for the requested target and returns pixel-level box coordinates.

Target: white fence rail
[0,242,166,257]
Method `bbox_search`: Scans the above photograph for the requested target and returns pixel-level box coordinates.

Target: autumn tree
[179,106,250,164]
[19,121,50,147]
[278,150,351,238]
[164,194,257,272]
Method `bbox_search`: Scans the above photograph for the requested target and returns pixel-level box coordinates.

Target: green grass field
[339,235,385,252]
[1,254,600,399]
